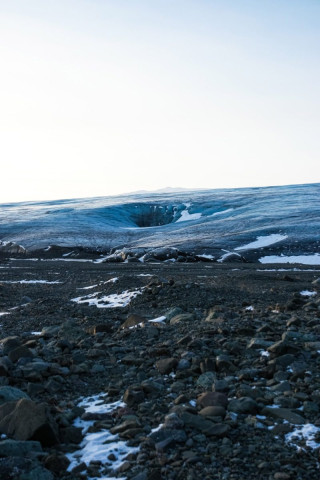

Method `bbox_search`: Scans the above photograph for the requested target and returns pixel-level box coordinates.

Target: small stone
[196,371,216,390]
[197,392,228,409]
[228,397,259,414]
[155,357,178,374]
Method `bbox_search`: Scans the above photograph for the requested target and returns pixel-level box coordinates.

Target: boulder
[0,241,26,254]
[0,398,59,446]
[0,387,30,406]
[0,439,42,457]
[262,406,305,425]
[0,337,21,355]
[228,397,259,414]
[8,346,34,363]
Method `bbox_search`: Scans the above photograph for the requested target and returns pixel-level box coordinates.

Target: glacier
[0,183,319,261]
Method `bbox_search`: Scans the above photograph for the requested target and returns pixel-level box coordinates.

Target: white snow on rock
[67,394,138,476]
[72,288,143,308]
[235,234,288,251]
[300,290,317,297]
[285,424,320,450]
[149,316,166,324]
[259,254,320,265]
[197,254,215,260]
[0,312,10,317]
[217,252,241,263]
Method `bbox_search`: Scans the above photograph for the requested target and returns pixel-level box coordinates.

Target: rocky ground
[0,258,320,480]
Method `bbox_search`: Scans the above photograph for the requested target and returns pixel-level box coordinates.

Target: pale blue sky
[0,0,319,202]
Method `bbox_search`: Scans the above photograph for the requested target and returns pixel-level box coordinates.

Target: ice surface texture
[0,183,319,256]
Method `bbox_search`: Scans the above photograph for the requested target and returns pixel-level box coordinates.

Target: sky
[0,0,319,202]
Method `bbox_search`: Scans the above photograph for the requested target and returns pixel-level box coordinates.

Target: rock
[8,346,34,363]
[269,354,295,368]
[0,386,30,406]
[228,397,259,414]
[0,358,11,376]
[163,413,184,430]
[60,426,83,444]
[165,307,183,321]
[212,379,229,393]
[199,406,226,417]
[121,314,146,329]
[215,355,236,373]
[149,427,187,443]
[170,313,195,325]
[123,386,145,406]
[267,340,300,355]
[197,392,228,409]
[262,406,305,424]
[43,454,70,474]
[0,241,26,254]
[0,398,59,446]
[155,357,178,374]
[181,412,230,437]
[247,338,273,350]
[0,457,53,480]
[0,337,21,355]
[0,439,43,457]
[196,371,216,390]
[200,358,216,373]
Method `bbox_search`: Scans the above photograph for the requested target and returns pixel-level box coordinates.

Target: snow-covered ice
[259,254,320,265]
[235,234,288,251]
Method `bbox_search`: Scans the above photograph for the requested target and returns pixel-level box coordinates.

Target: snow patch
[235,234,288,251]
[285,424,320,450]
[72,288,143,309]
[149,316,166,324]
[66,394,138,475]
[0,312,10,317]
[300,290,317,297]
[176,205,202,223]
[259,254,320,265]
[0,280,62,284]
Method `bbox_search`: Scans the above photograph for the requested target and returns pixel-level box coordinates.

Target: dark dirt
[0,258,320,480]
